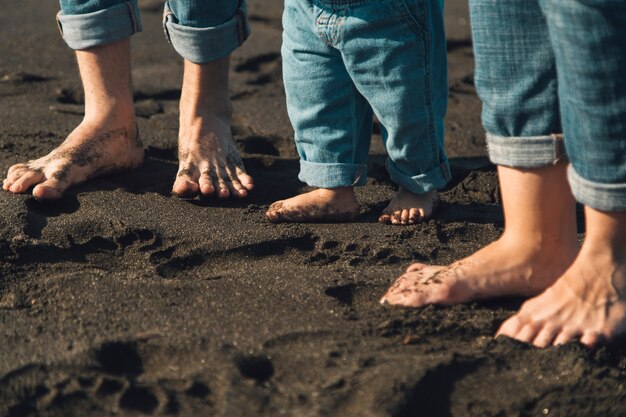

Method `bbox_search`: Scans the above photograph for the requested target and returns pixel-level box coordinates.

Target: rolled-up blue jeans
[57,0,250,63]
[282,0,450,195]
[471,0,626,211]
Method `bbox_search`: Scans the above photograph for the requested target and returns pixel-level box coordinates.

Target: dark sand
[1,1,625,416]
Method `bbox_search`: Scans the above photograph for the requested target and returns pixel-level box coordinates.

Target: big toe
[266,201,286,222]
[172,178,200,198]
[32,183,64,200]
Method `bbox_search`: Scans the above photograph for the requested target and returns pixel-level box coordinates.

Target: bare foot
[266,187,360,223]
[2,121,143,200]
[172,112,253,199]
[496,245,626,348]
[380,236,578,307]
[378,188,439,225]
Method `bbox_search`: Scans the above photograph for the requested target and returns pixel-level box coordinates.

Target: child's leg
[338,0,450,225]
[266,0,373,222]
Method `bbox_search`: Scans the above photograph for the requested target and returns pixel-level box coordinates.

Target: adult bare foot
[497,209,626,348]
[171,57,253,199]
[173,112,253,199]
[381,164,580,306]
[3,120,143,200]
[378,188,439,225]
[380,235,578,306]
[3,40,143,200]
[266,187,360,223]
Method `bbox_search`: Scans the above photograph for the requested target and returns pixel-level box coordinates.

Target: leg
[497,0,626,348]
[382,0,576,304]
[4,1,144,199]
[163,0,253,198]
[266,0,371,222]
[339,0,450,225]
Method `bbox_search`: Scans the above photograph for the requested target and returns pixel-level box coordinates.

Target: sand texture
[1,1,625,416]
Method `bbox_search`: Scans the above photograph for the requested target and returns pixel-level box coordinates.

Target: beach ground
[1,1,625,416]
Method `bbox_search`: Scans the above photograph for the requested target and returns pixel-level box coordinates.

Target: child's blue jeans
[471,0,626,211]
[282,0,450,195]
[57,0,250,63]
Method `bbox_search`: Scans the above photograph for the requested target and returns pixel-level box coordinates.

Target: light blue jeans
[471,0,626,211]
[57,0,250,63]
[282,0,450,195]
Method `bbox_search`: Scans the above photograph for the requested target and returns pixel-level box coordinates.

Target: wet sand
[1,1,625,416]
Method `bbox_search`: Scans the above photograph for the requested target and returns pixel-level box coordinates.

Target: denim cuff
[56,1,142,50]
[299,160,368,188]
[486,132,567,169]
[162,2,250,63]
[387,159,451,195]
[568,165,626,212]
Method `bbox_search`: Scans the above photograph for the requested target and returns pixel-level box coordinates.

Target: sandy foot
[378,188,439,225]
[3,122,143,200]
[266,187,360,223]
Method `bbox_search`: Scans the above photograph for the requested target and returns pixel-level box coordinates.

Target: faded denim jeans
[471,0,626,211]
[282,0,450,195]
[57,0,250,63]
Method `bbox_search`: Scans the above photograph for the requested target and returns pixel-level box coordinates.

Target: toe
[400,209,410,225]
[32,178,66,200]
[579,331,602,348]
[515,322,543,344]
[391,211,402,225]
[378,213,392,224]
[532,325,560,348]
[7,163,28,176]
[173,179,200,198]
[173,164,200,197]
[418,208,427,221]
[236,168,254,191]
[495,315,525,340]
[228,178,248,198]
[198,171,216,196]
[408,208,420,224]
[216,178,230,199]
[5,167,28,186]
[553,328,580,346]
[9,170,45,193]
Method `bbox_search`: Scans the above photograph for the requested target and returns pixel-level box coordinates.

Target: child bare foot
[3,120,143,200]
[266,187,360,223]
[172,113,253,199]
[378,188,439,225]
[380,235,578,307]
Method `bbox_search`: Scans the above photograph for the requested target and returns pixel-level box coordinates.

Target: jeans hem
[299,160,368,188]
[57,2,142,50]
[163,2,250,63]
[486,132,566,169]
[387,159,451,195]
[568,165,626,212]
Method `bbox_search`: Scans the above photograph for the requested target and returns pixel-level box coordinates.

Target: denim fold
[163,1,250,64]
[299,161,368,188]
[486,133,566,169]
[57,1,142,50]
[471,0,626,211]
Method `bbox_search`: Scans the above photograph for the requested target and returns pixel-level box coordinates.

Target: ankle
[317,187,356,200]
[83,103,136,128]
[179,95,233,123]
[498,231,578,263]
